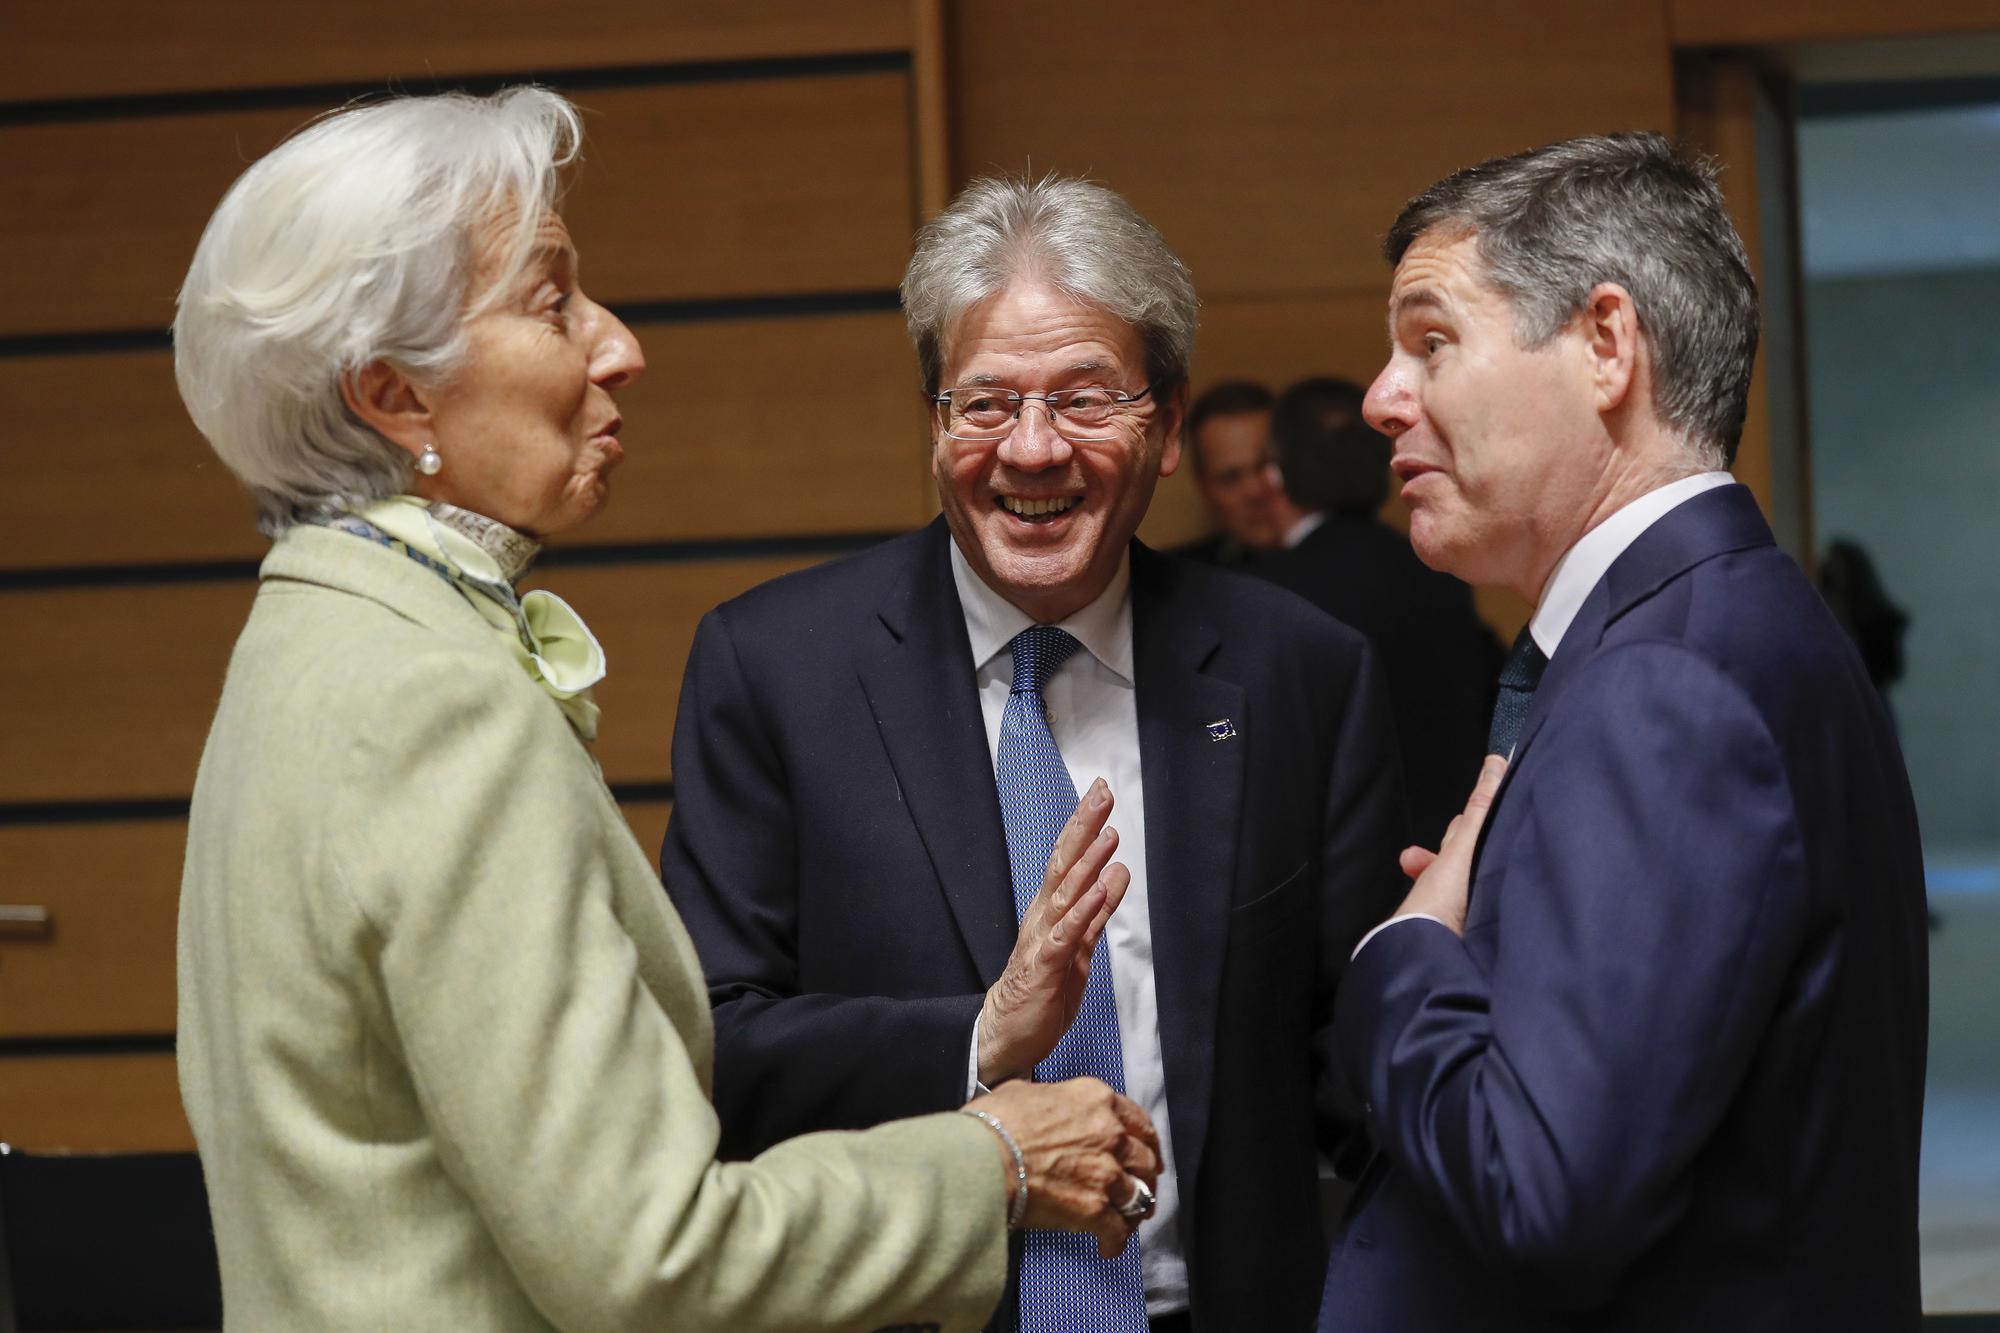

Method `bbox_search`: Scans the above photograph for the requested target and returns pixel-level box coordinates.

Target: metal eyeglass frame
[931,383,1157,442]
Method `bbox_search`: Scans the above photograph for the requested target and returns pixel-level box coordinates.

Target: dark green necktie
[1488,626,1549,757]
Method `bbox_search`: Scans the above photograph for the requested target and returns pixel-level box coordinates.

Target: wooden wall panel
[1668,0,2000,46]
[0,105,306,337]
[558,311,932,546]
[7,581,250,803]
[621,801,675,871]
[0,349,257,569]
[1193,292,1398,393]
[1,311,929,571]
[1,72,915,338]
[0,1053,192,1152]
[532,556,821,784]
[0,0,912,104]
[8,556,830,802]
[563,74,915,304]
[949,0,1675,301]
[0,822,182,1038]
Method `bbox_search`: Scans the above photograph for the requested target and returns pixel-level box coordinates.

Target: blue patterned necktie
[995,626,1149,1332]
[1487,625,1550,757]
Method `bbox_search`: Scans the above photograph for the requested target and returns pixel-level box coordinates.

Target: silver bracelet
[961,1108,1029,1229]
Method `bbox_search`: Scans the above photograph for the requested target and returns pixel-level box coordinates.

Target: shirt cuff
[1351,912,1454,960]
[965,1011,988,1102]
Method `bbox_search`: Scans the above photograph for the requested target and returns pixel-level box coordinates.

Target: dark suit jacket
[1260,513,1500,847]
[1323,485,1928,1331]
[1170,530,1253,569]
[663,518,1407,1332]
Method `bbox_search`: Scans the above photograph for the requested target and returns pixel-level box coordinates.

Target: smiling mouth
[998,495,1081,523]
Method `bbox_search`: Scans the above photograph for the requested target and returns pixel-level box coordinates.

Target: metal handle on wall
[0,905,52,939]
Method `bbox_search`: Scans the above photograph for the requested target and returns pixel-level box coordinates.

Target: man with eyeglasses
[662,175,1406,1333]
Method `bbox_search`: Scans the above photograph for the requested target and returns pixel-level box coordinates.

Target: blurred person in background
[1259,376,1498,846]
[1174,379,1307,567]
[172,87,1158,1332]
[1817,536,1909,712]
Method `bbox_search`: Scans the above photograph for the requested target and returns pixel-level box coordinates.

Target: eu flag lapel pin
[1205,718,1237,742]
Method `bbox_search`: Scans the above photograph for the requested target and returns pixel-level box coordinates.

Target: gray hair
[173,87,582,533]
[1385,131,1758,469]
[900,174,1198,398]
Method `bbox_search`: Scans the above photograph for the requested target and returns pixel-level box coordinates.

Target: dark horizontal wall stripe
[0,49,912,127]
[607,781,675,805]
[0,798,191,826]
[611,288,903,326]
[0,559,261,591]
[0,328,174,359]
[537,529,903,570]
[0,786,668,829]
[0,528,904,592]
[0,289,903,361]
[0,1033,176,1058]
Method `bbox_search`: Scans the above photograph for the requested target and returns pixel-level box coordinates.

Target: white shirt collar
[1529,471,1734,658]
[948,538,1134,685]
[1283,510,1327,549]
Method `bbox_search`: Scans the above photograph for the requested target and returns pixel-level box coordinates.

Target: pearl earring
[416,443,443,476]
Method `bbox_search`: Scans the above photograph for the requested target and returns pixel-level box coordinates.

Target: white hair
[172,87,582,533]
[900,174,1198,397]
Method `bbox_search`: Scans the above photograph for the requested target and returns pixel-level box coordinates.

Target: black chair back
[0,1146,221,1331]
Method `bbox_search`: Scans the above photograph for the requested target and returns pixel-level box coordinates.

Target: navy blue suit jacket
[1322,485,1928,1331]
[663,519,1407,1331]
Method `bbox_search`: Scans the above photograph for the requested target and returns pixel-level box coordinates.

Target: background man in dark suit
[663,175,1405,1332]
[1258,376,1498,846]
[1322,133,1928,1331]
[1172,379,1306,568]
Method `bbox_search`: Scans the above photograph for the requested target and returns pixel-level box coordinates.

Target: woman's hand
[977,779,1130,1087]
[968,1077,1161,1258]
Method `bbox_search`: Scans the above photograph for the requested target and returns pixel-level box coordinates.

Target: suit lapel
[1478,485,1778,881]
[856,521,1019,984]
[1130,545,1243,1197]
[1509,484,1775,767]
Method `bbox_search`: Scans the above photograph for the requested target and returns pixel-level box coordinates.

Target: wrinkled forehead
[1388,227,1514,327]
[940,277,1145,384]
[467,201,576,302]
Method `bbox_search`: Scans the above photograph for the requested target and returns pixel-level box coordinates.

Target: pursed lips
[584,418,625,473]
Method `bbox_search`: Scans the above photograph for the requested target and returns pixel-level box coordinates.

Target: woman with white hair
[173,86,1156,1331]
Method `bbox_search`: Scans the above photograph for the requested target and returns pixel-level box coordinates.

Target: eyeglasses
[932,384,1156,442]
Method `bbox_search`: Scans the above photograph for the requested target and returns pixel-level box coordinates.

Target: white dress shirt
[1283,509,1327,549]
[1353,471,1736,958]
[949,541,1189,1317]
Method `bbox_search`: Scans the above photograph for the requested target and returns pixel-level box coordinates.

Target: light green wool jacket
[177,524,1007,1331]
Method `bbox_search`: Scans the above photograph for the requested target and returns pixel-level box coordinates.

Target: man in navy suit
[1322,133,1928,1331]
[663,175,1405,1332]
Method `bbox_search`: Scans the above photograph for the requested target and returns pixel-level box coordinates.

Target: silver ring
[1114,1177,1156,1220]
